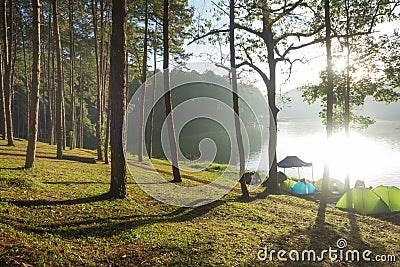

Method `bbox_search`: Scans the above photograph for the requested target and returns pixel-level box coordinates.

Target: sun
[325,132,395,185]
[332,55,375,83]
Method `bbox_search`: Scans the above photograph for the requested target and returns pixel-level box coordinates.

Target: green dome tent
[315,178,346,194]
[336,188,390,215]
[373,186,400,212]
[279,179,296,193]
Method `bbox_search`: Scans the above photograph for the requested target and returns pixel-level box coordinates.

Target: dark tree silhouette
[163,0,181,182]
[138,0,149,162]
[69,0,76,149]
[25,0,41,168]
[2,0,14,146]
[46,7,54,145]
[53,0,64,159]
[148,26,157,160]
[317,0,334,223]
[92,0,104,161]
[229,0,249,199]
[0,43,5,140]
[109,0,127,198]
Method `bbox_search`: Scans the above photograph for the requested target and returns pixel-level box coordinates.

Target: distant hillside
[361,96,400,121]
[279,89,400,122]
[278,89,320,121]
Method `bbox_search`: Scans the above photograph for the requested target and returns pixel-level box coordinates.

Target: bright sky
[185,0,399,93]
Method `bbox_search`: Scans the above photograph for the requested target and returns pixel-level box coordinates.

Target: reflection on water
[246,120,400,188]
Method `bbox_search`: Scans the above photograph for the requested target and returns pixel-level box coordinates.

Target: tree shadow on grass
[248,191,322,214]
[375,212,400,226]
[0,166,25,170]
[0,152,96,164]
[304,212,386,266]
[42,181,110,185]
[41,181,138,186]
[242,209,389,267]
[346,212,368,248]
[129,162,233,188]
[62,155,97,164]
[11,192,113,207]
[275,213,386,266]
[5,199,225,239]
[245,206,390,267]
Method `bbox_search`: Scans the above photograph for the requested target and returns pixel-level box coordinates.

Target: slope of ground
[0,140,399,266]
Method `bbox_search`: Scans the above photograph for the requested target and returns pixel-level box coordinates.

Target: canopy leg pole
[312,165,314,182]
[298,168,300,179]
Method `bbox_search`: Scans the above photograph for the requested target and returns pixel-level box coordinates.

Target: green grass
[0,139,400,266]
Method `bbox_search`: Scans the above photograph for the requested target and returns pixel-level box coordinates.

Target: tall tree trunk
[40,40,46,141]
[100,0,106,129]
[148,26,157,160]
[53,0,63,159]
[42,87,47,141]
[69,0,76,149]
[124,47,128,149]
[60,59,67,150]
[265,57,279,193]
[344,43,351,191]
[79,60,84,148]
[255,15,280,193]
[109,0,127,198]
[10,31,16,138]
[104,30,111,164]
[104,72,111,164]
[125,49,129,102]
[47,6,54,145]
[50,23,56,145]
[15,105,18,137]
[344,0,351,191]
[25,0,41,168]
[163,0,181,182]
[3,0,14,146]
[138,0,149,162]
[318,0,334,222]
[92,0,103,161]
[103,19,111,162]
[0,45,6,140]
[22,28,30,139]
[230,0,249,198]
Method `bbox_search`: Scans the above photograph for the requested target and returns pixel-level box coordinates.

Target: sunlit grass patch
[0,139,399,266]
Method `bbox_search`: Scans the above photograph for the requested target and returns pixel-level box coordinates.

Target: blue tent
[291,181,316,195]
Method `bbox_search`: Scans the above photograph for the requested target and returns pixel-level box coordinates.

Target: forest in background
[0,0,192,151]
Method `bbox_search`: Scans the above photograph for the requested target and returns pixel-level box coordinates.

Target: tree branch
[188,28,229,45]
[211,0,229,16]
[282,57,307,84]
[270,0,305,24]
[275,25,324,44]
[236,43,270,85]
[234,23,264,40]
[238,61,270,87]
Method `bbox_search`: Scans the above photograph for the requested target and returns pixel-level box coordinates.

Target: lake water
[246,119,400,188]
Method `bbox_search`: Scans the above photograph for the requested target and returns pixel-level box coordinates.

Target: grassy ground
[0,139,399,266]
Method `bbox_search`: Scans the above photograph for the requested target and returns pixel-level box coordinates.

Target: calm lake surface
[246,119,400,188]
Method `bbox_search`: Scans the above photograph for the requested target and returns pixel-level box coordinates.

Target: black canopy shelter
[277,156,314,180]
